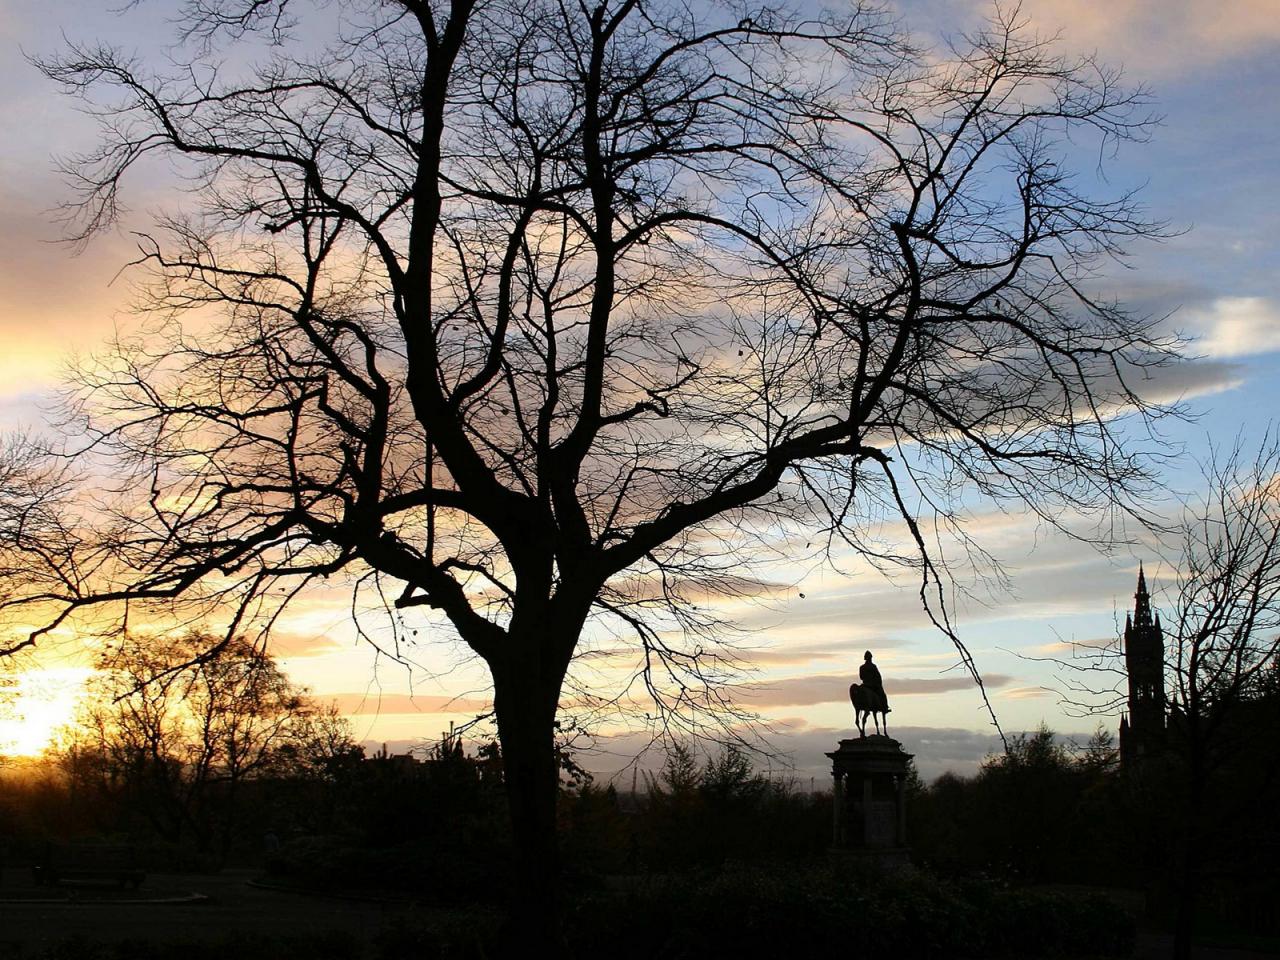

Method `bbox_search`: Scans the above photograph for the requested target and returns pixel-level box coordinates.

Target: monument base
[834,733,904,753]
[827,734,913,856]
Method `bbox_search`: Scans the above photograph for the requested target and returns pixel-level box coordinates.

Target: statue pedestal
[826,736,912,867]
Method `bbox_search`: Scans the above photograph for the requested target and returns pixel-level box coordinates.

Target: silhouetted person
[860,651,890,714]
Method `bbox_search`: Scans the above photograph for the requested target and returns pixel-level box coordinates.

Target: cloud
[1087,0,1280,72]
[739,672,1013,708]
[918,0,1280,77]
[999,686,1052,701]
[572,646,639,666]
[732,584,932,638]
[1034,636,1117,656]
[892,674,1013,695]
[574,640,851,670]
[1115,357,1244,406]
[736,644,846,667]
[0,189,141,397]
[724,515,1158,646]
[329,692,490,716]
[1185,297,1280,359]
[265,631,346,659]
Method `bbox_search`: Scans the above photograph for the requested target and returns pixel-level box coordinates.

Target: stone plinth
[826,735,912,861]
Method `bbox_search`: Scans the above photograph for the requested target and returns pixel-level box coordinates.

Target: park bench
[31,841,146,889]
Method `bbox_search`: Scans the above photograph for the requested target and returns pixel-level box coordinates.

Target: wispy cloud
[0,189,138,397]
[329,692,490,715]
[1033,636,1117,656]
[999,685,1052,701]
[739,672,1013,708]
[1186,297,1280,359]
[266,631,347,659]
[735,643,847,667]
[922,0,1280,77]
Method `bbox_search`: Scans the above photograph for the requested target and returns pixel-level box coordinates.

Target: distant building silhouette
[1119,564,1167,767]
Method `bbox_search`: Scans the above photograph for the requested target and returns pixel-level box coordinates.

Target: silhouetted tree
[59,632,355,857]
[5,0,1177,938]
[1076,725,1120,774]
[0,434,71,621]
[1160,436,1280,958]
[907,724,1127,884]
[975,725,1074,880]
[1044,434,1280,952]
[653,742,702,800]
[631,740,825,868]
[699,744,763,804]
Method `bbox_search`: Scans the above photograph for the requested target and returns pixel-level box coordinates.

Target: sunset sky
[2,0,1279,782]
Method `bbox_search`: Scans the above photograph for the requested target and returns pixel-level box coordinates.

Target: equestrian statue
[849,650,891,737]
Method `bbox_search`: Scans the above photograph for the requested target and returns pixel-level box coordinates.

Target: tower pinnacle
[1120,562,1165,768]
[1132,562,1153,631]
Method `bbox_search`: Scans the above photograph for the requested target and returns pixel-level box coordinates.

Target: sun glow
[0,668,94,758]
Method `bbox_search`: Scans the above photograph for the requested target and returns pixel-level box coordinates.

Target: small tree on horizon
[58,631,357,855]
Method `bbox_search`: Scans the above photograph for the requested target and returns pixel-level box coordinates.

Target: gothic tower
[1119,564,1166,767]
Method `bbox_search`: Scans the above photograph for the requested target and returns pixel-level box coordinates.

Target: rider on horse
[849,650,892,737]
[859,650,890,714]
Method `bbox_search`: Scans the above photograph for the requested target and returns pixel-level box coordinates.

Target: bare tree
[1040,434,1280,958]
[0,434,74,602]
[7,0,1176,933]
[1161,436,1280,959]
[60,631,351,855]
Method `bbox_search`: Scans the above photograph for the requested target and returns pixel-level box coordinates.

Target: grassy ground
[2,867,1273,959]
[0,868,488,959]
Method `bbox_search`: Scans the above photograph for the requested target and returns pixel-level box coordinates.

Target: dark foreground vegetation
[4,705,1279,958]
[13,868,1135,960]
[2,641,1277,957]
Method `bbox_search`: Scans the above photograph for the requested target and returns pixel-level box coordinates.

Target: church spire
[1133,562,1153,630]
[1120,561,1166,769]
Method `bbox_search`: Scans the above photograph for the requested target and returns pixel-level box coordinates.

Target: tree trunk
[493,662,565,949]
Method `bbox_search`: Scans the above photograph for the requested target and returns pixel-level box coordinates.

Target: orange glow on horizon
[0,668,93,758]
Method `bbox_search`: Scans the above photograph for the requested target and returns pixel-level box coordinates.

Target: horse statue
[849,682,890,738]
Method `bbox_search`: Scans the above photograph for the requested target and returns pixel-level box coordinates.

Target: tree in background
[4,0,1177,935]
[1161,436,1280,959]
[631,741,824,868]
[59,632,356,857]
[907,724,1126,885]
[1043,434,1280,953]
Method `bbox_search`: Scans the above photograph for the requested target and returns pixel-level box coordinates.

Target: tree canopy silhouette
[5,0,1176,935]
[1042,433,1280,958]
[1162,435,1280,960]
[60,631,355,856]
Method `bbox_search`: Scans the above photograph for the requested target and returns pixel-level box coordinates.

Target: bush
[265,834,507,904]
[37,921,498,960]
[37,932,362,960]
[564,863,1135,959]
